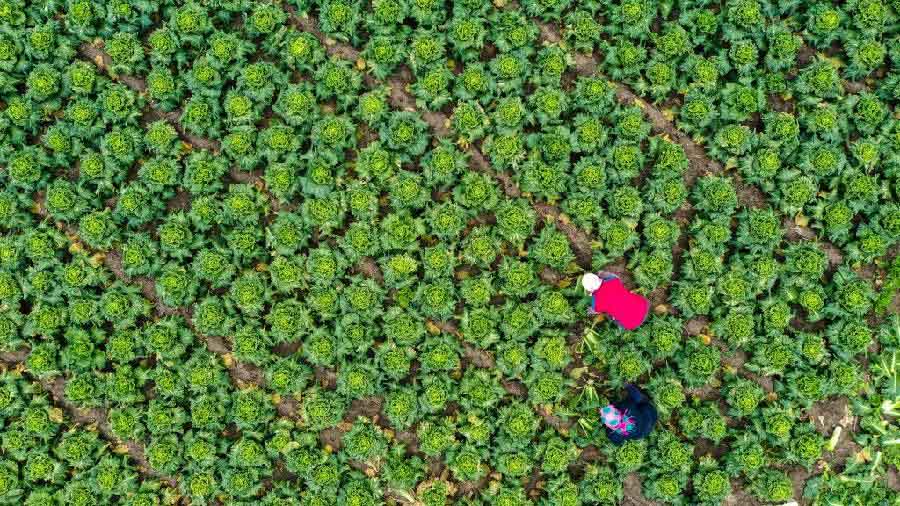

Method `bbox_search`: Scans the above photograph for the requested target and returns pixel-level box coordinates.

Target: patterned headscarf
[600,404,635,436]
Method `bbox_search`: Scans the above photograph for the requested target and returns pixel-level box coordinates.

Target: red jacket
[592,277,650,330]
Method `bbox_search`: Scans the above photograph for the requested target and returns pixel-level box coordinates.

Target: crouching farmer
[601,384,658,445]
[582,271,650,331]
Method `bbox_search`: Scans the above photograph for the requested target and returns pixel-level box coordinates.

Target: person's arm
[606,427,625,445]
[597,271,619,281]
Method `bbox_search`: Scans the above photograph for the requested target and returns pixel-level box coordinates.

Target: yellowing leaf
[89,253,105,267]
[426,321,441,335]
[569,367,588,379]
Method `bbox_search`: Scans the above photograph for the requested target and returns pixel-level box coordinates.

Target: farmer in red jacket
[582,271,649,331]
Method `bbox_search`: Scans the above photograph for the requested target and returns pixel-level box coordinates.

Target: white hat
[582,273,601,293]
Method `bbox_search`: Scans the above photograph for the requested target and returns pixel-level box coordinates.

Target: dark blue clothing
[605,385,658,445]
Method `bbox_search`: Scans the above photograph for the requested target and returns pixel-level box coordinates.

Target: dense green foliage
[0,0,898,504]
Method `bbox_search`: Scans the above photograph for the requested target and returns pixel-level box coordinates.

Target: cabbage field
[1,0,899,504]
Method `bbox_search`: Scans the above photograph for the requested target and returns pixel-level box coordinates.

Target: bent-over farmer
[582,271,650,331]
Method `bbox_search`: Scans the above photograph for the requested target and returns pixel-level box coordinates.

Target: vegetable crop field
[1,0,900,504]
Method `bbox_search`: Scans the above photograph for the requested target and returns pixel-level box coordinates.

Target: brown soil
[79,42,146,92]
[843,80,871,94]
[722,350,748,370]
[314,367,338,389]
[768,93,796,114]
[684,317,711,336]
[797,44,817,67]
[502,379,528,398]
[888,468,900,491]
[462,343,495,369]
[0,349,29,363]
[735,177,768,209]
[782,220,844,268]
[388,75,417,112]
[789,468,814,505]
[229,166,264,186]
[318,427,343,451]
[574,52,599,76]
[621,473,661,506]
[231,361,265,386]
[165,189,192,212]
[203,335,231,355]
[456,476,491,497]
[806,397,865,470]
[724,482,764,506]
[807,397,857,436]
[277,396,300,418]
[539,22,562,43]
[601,258,637,287]
[272,340,302,357]
[355,257,385,283]
[346,396,384,421]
